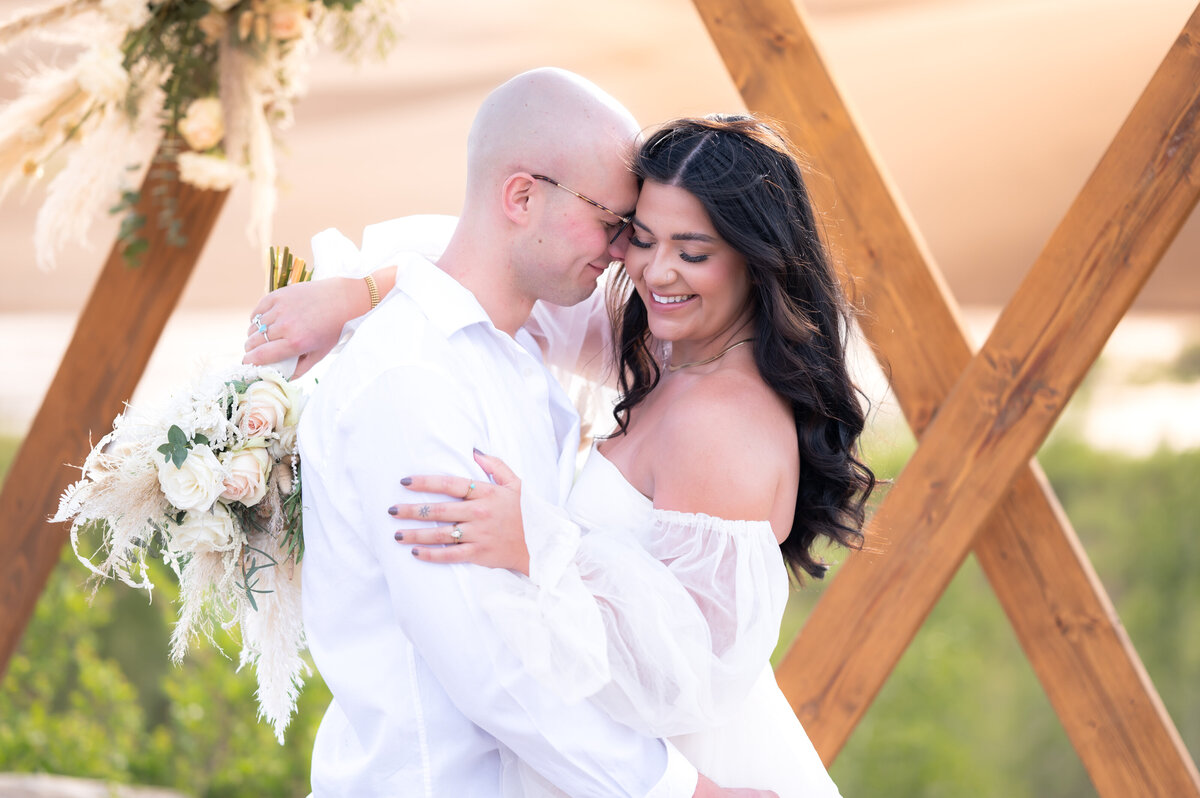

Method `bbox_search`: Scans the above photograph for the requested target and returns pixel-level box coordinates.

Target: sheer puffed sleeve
[307,215,458,361]
[481,494,790,738]
[525,290,613,381]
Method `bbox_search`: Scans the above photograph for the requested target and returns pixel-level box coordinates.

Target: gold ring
[450,525,463,543]
[463,481,475,500]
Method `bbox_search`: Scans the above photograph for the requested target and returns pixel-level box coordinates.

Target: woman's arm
[389,447,790,738]
[242,266,396,378]
[243,214,457,377]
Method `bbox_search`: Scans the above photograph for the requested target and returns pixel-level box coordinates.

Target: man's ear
[500,173,536,225]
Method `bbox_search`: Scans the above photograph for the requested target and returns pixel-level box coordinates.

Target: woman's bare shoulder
[650,369,795,519]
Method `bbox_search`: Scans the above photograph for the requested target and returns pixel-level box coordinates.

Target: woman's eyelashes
[628,234,709,263]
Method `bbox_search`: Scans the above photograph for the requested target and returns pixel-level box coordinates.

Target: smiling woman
[624,181,755,365]
[608,114,874,581]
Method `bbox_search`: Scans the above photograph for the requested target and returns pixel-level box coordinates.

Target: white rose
[177,97,225,152]
[157,444,225,512]
[268,1,310,40]
[177,151,243,191]
[76,46,129,104]
[235,373,293,438]
[219,445,271,507]
[170,503,237,554]
[281,378,305,427]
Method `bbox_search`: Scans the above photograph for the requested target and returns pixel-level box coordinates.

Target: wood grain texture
[692,0,1200,794]
[0,148,228,675]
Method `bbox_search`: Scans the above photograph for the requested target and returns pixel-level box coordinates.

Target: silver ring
[261,327,270,343]
[450,525,463,543]
[252,314,263,326]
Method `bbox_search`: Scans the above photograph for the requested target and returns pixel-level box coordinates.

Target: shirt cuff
[645,740,699,798]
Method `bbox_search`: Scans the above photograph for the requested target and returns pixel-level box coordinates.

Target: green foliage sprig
[156,424,209,469]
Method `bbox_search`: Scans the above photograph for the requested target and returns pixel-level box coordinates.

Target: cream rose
[178,97,225,152]
[171,502,237,554]
[220,445,271,507]
[178,151,243,191]
[268,1,310,40]
[157,444,225,512]
[235,373,294,438]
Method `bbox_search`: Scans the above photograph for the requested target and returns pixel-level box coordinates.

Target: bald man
[295,70,773,797]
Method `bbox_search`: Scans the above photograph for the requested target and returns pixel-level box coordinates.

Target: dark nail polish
[388,506,399,516]
[473,447,486,457]
[400,477,413,486]
[394,531,404,541]
[411,548,419,557]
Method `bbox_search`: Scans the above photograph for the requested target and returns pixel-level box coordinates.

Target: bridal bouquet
[53,248,312,742]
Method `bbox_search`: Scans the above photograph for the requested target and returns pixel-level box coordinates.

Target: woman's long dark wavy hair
[609,114,875,581]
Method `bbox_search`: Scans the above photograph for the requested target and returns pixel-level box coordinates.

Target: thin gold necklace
[667,338,755,372]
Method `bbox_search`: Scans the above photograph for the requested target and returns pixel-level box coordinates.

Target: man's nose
[607,228,630,261]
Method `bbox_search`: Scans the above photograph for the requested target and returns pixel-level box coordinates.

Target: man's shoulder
[303,296,449,426]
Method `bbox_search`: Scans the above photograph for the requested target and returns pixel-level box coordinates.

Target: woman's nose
[643,251,675,286]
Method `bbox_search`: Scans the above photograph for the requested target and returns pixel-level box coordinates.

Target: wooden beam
[692,0,1200,794]
[0,145,228,675]
[785,0,1200,759]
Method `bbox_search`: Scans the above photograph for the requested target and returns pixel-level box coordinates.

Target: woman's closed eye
[678,251,708,263]
[628,233,653,249]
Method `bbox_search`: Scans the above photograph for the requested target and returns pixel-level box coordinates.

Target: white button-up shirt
[299,250,698,797]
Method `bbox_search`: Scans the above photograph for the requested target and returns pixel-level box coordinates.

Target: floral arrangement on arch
[0,0,405,268]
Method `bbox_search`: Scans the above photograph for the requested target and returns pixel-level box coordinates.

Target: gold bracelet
[364,274,381,310]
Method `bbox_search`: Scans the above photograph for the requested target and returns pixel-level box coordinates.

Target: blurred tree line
[1,431,1197,796]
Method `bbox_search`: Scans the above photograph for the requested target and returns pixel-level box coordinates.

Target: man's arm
[331,366,697,798]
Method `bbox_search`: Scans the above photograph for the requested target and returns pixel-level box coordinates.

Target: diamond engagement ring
[451,525,463,543]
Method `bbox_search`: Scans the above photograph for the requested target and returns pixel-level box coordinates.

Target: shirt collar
[391,252,541,359]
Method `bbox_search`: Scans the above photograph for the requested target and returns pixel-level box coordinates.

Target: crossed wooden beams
[1,3,1197,795]
[692,0,1200,794]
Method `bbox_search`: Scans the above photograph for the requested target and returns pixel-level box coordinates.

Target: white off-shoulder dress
[480,447,842,798]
